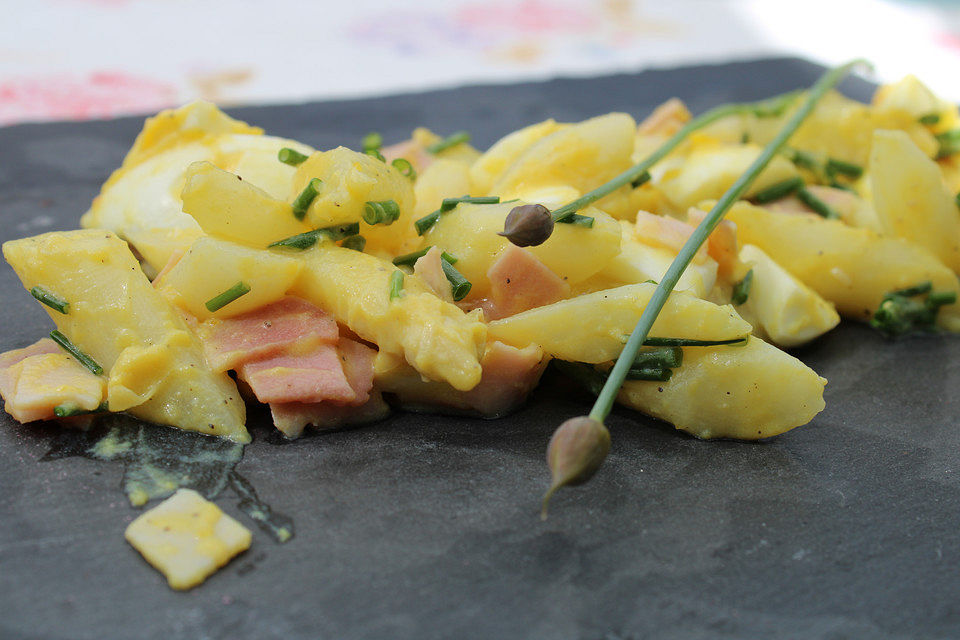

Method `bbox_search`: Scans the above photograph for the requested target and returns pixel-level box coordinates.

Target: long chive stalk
[547,89,820,223]
[586,59,866,425]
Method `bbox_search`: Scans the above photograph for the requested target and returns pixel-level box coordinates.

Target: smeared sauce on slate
[41,412,294,543]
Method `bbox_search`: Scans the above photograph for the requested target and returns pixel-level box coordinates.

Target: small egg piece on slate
[125,488,251,590]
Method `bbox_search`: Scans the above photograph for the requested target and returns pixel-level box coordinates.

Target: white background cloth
[3,0,959,126]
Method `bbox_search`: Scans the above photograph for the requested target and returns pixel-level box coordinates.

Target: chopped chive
[268,222,361,250]
[361,131,383,152]
[630,170,651,189]
[269,230,322,250]
[829,181,856,193]
[751,90,800,118]
[955,192,960,210]
[892,281,933,297]
[415,209,441,236]
[292,178,322,220]
[585,59,869,430]
[642,336,748,347]
[341,235,366,252]
[929,290,957,307]
[270,231,318,250]
[440,257,471,301]
[797,187,840,219]
[825,158,863,179]
[871,281,957,336]
[919,113,941,126]
[789,148,819,172]
[30,286,69,314]
[633,346,683,369]
[731,268,754,305]
[278,147,309,166]
[752,176,803,203]
[363,199,401,225]
[936,129,960,158]
[625,367,673,382]
[205,281,251,313]
[319,221,361,241]
[393,246,432,267]
[440,195,500,213]
[54,401,108,418]
[365,148,386,162]
[440,251,458,264]
[389,270,404,300]
[556,213,594,227]
[416,196,501,236]
[427,131,470,154]
[49,330,102,376]
[741,132,750,144]
[391,158,416,180]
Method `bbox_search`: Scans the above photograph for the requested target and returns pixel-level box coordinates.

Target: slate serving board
[1,57,959,640]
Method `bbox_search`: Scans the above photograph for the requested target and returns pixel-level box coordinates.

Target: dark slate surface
[1,58,958,640]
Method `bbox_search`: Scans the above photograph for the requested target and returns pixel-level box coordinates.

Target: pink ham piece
[637,98,691,137]
[237,338,377,410]
[485,245,571,320]
[238,342,357,405]
[196,296,339,372]
[462,341,548,417]
[764,185,862,222]
[686,207,741,278]
[413,247,453,302]
[0,338,105,423]
[382,139,433,174]
[376,341,547,418]
[336,338,377,406]
[633,210,710,262]
[270,391,391,439]
[265,338,380,438]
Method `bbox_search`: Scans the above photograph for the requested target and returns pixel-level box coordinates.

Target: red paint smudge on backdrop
[456,0,598,35]
[0,72,179,126]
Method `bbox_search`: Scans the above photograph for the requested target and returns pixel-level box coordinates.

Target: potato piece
[81,102,313,272]
[586,221,716,298]
[155,236,302,321]
[657,143,799,212]
[487,283,752,363]
[422,200,620,298]
[470,119,566,195]
[291,243,486,391]
[869,130,960,272]
[413,158,473,218]
[739,244,839,347]
[873,75,959,132]
[3,230,247,441]
[181,161,311,248]
[615,336,826,440]
[374,341,548,418]
[290,147,415,255]
[739,90,938,165]
[412,126,482,166]
[492,113,636,209]
[725,201,960,330]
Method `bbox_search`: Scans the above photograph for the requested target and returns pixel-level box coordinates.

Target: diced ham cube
[637,98,691,137]
[687,207,741,278]
[238,342,356,405]
[269,391,391,439]
[485,245,571,320]
[337,338,377,406]
[413,247,453,302]
[0,339,105,423]
[196,296,339,372]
